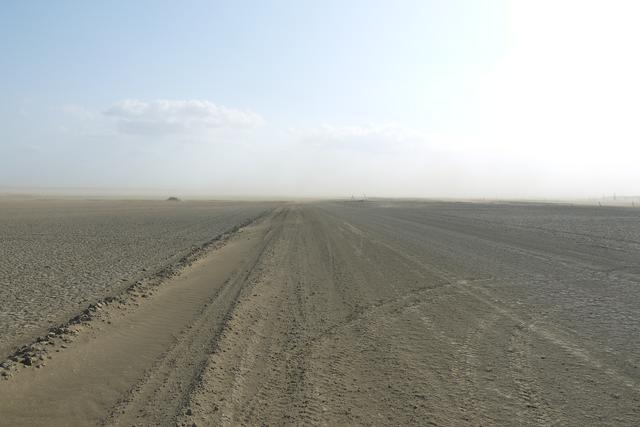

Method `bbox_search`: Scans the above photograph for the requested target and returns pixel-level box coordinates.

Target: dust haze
[2,1,640,426]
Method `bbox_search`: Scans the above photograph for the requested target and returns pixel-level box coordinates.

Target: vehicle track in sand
[103,209,287,426]
[2,201,640,425]
[180,204,640,426]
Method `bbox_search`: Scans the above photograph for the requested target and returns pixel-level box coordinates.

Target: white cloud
[104,99,266,136]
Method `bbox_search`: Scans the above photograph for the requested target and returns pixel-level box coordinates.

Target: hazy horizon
[3,1,639,199]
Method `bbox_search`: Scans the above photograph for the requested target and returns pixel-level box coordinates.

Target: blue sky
[2,1,639,198]
[3,1,505,125]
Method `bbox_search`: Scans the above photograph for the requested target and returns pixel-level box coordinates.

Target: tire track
[104,209,286,426]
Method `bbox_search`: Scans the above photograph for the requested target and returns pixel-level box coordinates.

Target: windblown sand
[0,198,273,357]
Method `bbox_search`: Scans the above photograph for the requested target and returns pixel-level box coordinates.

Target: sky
[2,0,639,199]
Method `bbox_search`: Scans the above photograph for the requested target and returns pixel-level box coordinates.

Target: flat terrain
[1,200,640,425]
[0,198,273,357]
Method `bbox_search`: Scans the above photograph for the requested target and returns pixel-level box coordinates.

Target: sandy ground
[0,198,274,357]
[1,201,640,425]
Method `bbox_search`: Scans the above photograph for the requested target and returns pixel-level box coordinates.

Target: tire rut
[103,209,286,426]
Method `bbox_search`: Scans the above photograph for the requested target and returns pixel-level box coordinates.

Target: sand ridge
[0,208,284,425]
[0,199,275,358]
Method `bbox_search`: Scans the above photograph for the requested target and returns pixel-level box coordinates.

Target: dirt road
[1,202,639,425]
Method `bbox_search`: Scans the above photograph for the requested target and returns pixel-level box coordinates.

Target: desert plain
[1,198,639,425]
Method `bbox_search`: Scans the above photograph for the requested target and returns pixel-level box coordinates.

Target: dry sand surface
[0,198,274,357]
[1,200,640,425]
